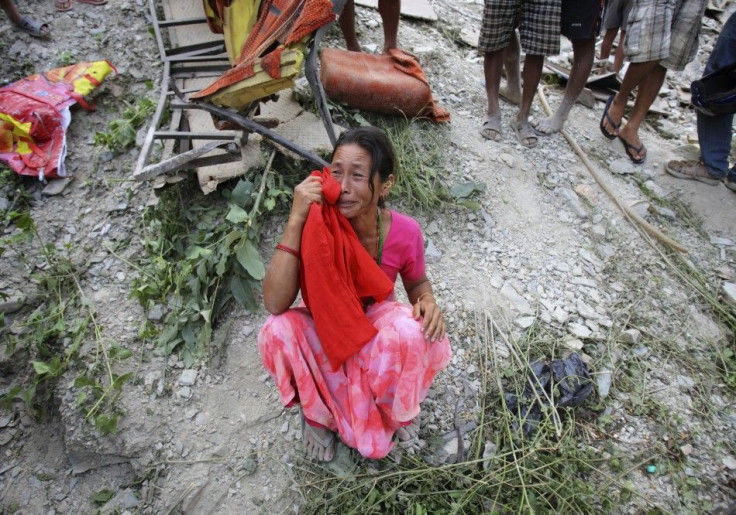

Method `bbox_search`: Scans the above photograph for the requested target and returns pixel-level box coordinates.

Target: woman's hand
[412,292,445,343]
[290,175,323,225]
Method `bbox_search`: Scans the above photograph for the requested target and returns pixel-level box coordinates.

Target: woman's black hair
[330,126,396,206]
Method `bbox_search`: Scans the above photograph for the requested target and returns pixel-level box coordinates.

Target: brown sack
[320,48,450,123]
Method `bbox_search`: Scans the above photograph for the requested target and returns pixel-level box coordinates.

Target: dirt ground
[1,0,735,513]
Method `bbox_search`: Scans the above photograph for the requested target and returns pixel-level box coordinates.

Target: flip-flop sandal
[618,135,646,164]
[78,0,107,5]
[55,0,72,11]
[13,16,51,39]
[665,160,720,185]
[480,118,502,142]
[599,95,620,140]
[512,121,538,148]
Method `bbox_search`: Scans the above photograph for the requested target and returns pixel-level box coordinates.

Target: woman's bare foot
[301,411,336,462]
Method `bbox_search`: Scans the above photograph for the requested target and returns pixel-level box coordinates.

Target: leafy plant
[132,152,290,366]
[93,97,156,152]
[0,195,132,433]
[56,51,74,67]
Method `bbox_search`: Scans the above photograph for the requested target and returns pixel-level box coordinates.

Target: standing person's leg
[513,54,543,146]
[478,0,519,141]
[482,49,507,141]
[613,0,707,163]
[599,59,661,139]
[616,64,666,162]
[500,30,522,105]
[697,12,736,180]
[339,0,362,52]
[512,0,561,147]
[666,12,736,184]
[535,0,601,134]
[533,38,595,134]
[1,0,50,37]
[378,0,400,52]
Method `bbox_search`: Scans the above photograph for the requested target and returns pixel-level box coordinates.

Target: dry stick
[535,86,688,254]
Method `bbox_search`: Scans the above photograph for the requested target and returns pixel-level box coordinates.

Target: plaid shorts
[479,0,562,56]
[624,0,707,70]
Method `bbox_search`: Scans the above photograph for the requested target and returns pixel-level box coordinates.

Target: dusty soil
[1,0,735,513]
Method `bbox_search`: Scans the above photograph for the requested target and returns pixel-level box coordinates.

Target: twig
[248,150,276,225]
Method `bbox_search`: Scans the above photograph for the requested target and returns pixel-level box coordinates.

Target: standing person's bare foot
[301,410,336,462]
[531,113,565,135]
[54,0,71,9]
[499,83,521,105]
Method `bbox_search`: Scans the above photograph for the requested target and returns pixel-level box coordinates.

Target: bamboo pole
[536,86,688,254]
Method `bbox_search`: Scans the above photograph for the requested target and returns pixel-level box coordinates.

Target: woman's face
[330,143,382,220]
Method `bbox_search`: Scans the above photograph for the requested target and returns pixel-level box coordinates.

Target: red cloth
[300,167,394,369]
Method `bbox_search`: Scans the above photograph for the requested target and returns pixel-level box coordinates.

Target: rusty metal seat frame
[134,0,347,181]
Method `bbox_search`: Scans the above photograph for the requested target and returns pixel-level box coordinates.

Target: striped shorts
[479,0,562,56]
[624,0,707,70]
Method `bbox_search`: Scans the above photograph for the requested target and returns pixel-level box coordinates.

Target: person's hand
[412,293,445,343]
[289,175,323,225]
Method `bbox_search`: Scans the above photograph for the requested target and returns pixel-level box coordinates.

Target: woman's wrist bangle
[417,292,434,303]
[276,243,300,260]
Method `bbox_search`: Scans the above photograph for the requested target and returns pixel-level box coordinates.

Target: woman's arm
[403,275,445,343]
[262,175,323,314]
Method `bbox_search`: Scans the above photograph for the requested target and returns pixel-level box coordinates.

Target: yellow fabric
[0,114,32,154]
[71,61,116,95]
[209,47,303,109]
[223,0,263,64]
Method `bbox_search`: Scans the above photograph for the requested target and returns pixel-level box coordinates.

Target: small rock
[722,456,736,470]
[500,153,514,167]
[500,282,533,315]
[568,322,592,339]
[515,316,535,329]
[620,328,641,344]
[42,178,73,196]
[722,282,736,306]
[680,444,693,456]
[644,180,666,198]
[597,368,612,398]
[123,489,139,509]
[179,369,198,386]
[610,159,635,175]
[710,236,733,246]
[177,387,192,399]
[425,239,442,264]
[425,221,440,235]
[563,338,584,351]
[482,441,497,470]
[676,375,695,389]
[148,304,164,322]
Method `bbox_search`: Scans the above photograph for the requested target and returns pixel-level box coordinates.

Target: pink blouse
[379,210,426,284]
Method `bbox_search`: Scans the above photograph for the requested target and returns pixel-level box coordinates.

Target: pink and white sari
[258,301,451,459]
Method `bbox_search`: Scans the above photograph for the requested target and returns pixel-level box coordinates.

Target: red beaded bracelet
[276,243,300,259]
